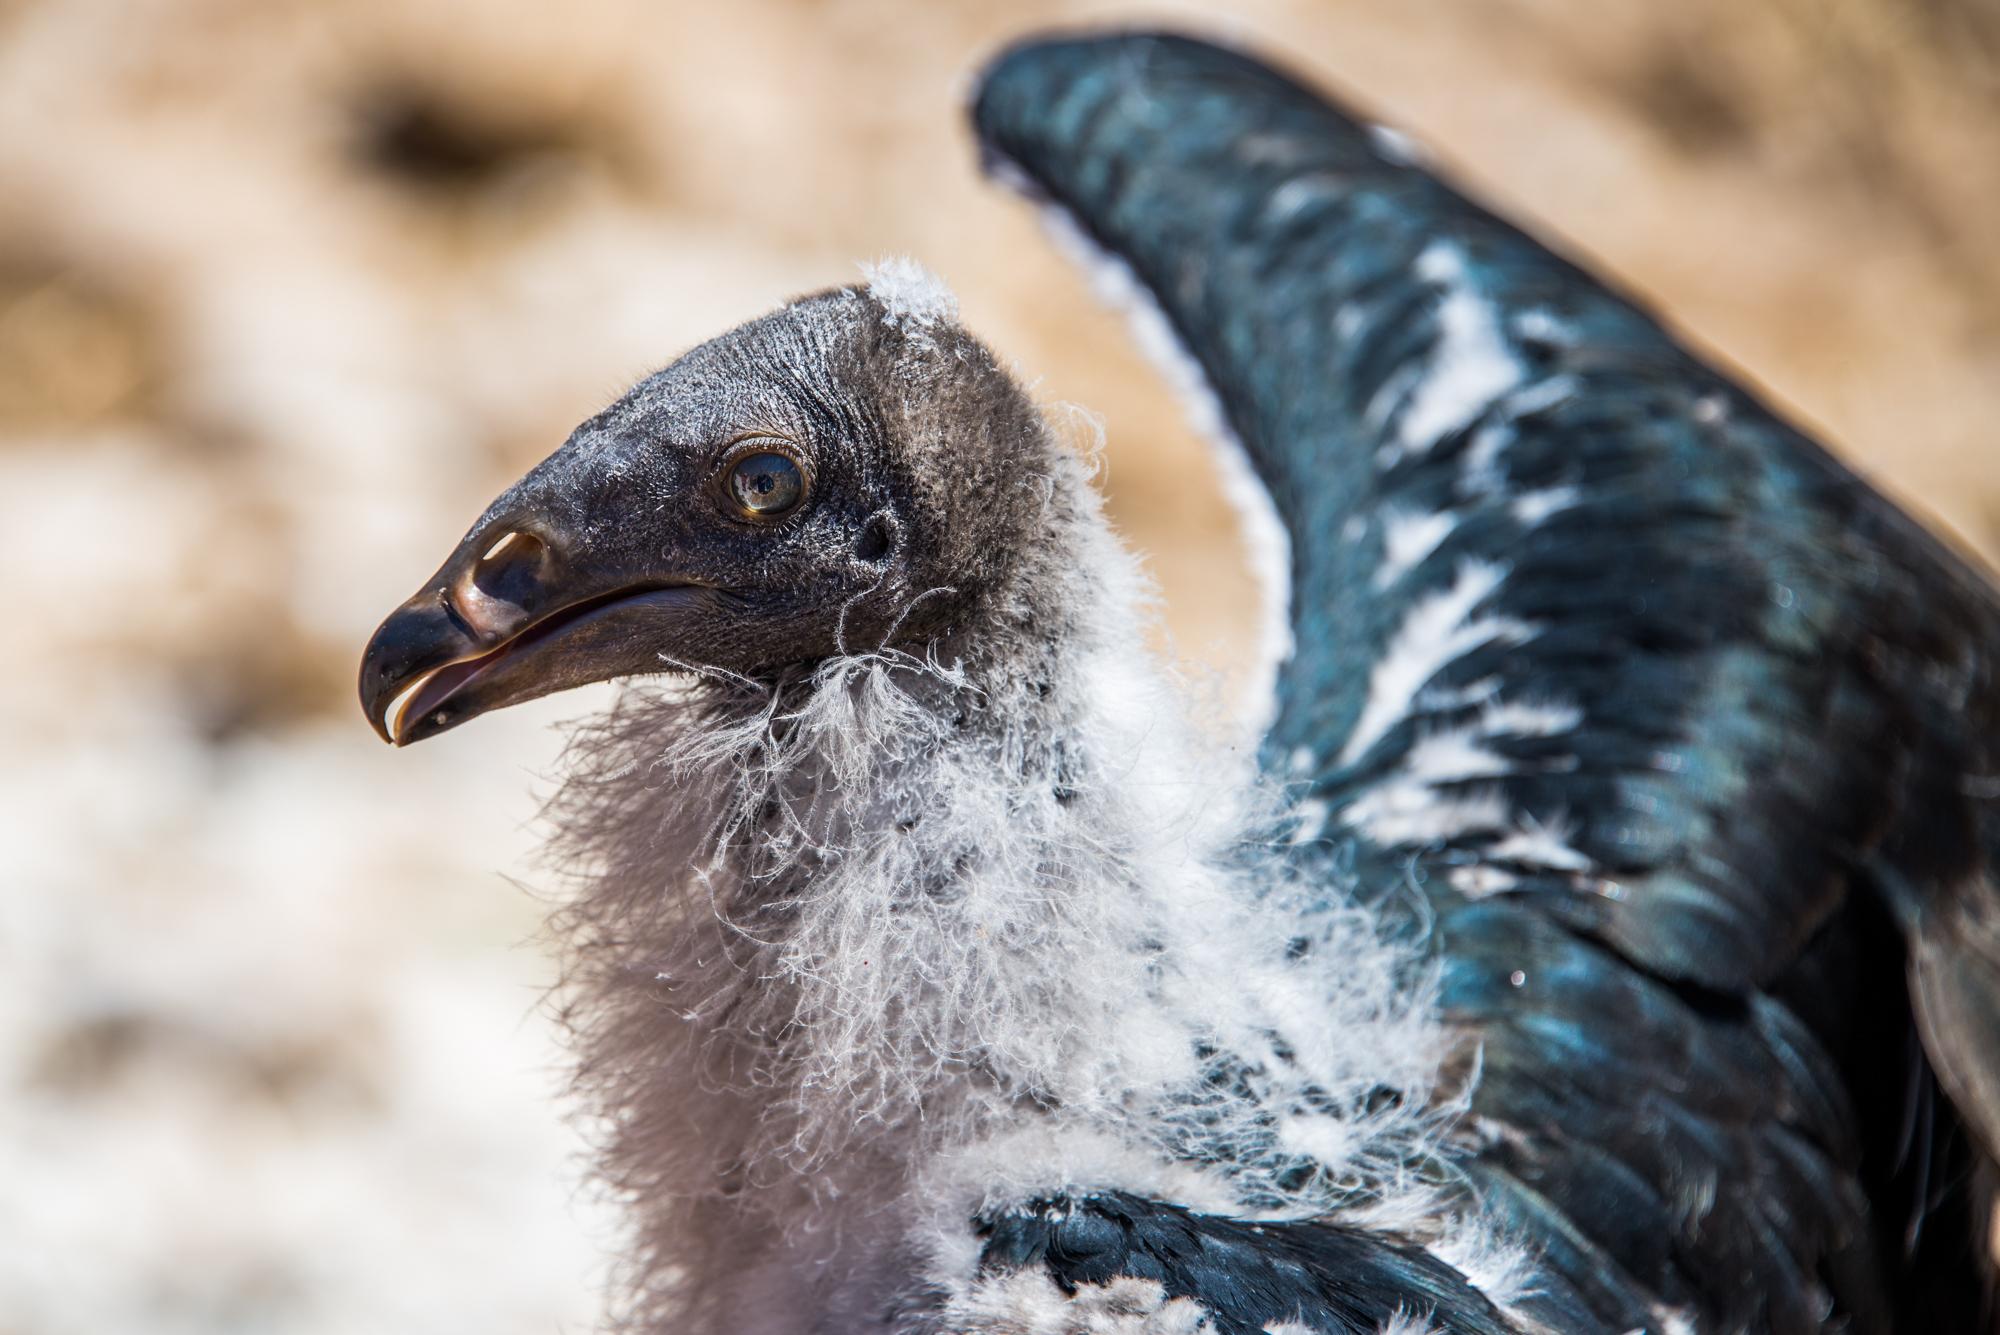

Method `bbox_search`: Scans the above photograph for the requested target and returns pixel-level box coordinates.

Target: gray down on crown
[358,30,2000,1335]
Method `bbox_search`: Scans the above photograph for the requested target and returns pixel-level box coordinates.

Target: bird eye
[726,451,806,518]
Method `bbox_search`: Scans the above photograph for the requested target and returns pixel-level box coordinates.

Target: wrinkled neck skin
[548,445,1454,1335]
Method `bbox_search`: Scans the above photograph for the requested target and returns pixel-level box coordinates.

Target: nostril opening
[471,531,549,610]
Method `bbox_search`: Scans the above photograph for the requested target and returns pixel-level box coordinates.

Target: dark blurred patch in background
[0,1,1992,1330]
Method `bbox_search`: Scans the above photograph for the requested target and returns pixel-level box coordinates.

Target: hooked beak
[359,523,711,745]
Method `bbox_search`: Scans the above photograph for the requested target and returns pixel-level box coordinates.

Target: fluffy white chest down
[544,461,1464,1334]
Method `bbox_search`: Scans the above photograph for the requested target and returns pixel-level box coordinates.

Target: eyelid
[716,433,810,475]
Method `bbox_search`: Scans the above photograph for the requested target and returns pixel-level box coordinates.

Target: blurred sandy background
[2,1,1996,1331]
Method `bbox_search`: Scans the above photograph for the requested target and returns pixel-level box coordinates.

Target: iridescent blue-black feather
[974,30,2000,1334]
[977,1193,1603,1335]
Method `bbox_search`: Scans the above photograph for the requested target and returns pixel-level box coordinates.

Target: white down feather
[539,337,1492,1335]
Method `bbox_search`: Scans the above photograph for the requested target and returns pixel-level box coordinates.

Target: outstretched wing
[975,31,2000,1333]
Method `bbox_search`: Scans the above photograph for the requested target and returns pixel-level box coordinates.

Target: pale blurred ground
[2,1,1997,1331]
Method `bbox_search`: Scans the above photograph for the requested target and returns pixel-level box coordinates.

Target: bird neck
[552,451,1183,1127]
[544,456,1448,1328]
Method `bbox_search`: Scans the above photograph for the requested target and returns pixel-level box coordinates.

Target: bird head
[360,278,1055,745]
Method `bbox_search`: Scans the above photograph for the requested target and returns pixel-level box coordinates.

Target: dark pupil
[730,453,803,515]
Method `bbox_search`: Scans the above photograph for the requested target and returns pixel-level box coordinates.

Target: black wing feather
[973,30,2000,1332]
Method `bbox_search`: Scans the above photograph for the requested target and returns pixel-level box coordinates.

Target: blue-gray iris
[729,452,804,516]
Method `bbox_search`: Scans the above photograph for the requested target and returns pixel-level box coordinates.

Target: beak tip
[359,595,474,748]
[359,672,398,746]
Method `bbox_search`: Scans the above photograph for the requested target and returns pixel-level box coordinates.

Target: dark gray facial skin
[360,286,1055,745]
